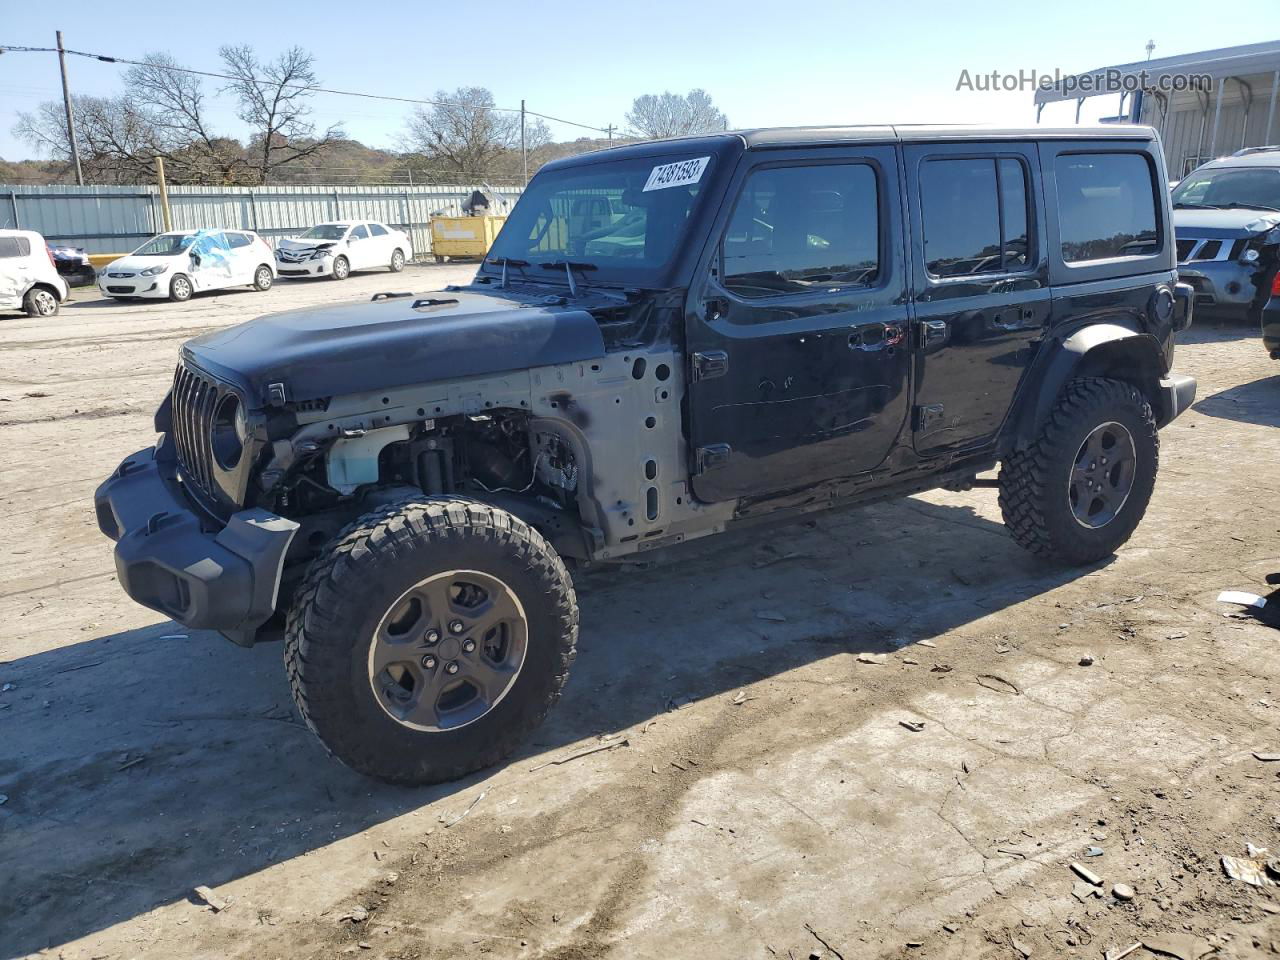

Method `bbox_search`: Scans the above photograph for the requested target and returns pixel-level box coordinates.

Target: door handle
[848,323,904,352]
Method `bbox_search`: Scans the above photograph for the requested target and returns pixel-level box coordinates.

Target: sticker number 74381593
[643,157,711,192]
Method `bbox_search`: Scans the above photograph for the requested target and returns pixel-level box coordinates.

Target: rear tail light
[1272,270,1280,297]
[45,247,56,269]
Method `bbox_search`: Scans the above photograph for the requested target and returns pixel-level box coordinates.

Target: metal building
[1033,40,1280,178]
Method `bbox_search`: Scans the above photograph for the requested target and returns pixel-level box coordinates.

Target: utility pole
[605,124,615,143]
[55,31,84,186]
[155,156,172,231]
[520,99,528,185]
[1146,39,1156,61]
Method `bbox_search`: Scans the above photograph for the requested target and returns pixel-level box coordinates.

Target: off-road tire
[23,286,59,317]
[999,377,1158,565]
[330,255,350,281]
[253,264,273,291]
[284,497,578,785]
[169,274,193,302]
[389,248,405,272]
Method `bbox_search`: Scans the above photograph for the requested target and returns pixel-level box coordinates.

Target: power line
[0,42,617,135]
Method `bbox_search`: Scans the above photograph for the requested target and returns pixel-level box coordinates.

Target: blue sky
[0,0,1273,162]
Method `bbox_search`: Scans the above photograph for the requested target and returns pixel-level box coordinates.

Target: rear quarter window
[1055,153,1159,262]
[0,237,32,258]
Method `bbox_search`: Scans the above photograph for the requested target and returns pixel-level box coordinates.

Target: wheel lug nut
[449,620,465,635]
[445,661,459,675]
[424,629,441,644]
[462,639,476,653]
[421,655,436,669]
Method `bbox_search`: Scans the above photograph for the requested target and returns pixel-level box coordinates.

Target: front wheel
[389,248,405,273]
[999,377,1158,565]
[253,264,273,291]
[330,255,350,281]
[284,498,578,785]
[169,274,193,302]
[23,287,59,317]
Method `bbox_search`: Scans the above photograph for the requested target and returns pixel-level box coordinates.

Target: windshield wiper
[538,260,598,297]
[485,256,530,289]
[1173,201,1215,209]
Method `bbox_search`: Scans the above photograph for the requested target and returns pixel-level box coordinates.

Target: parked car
[96,124,1195,785]
[1171,147,1280,337]
[0,228,69,317]
[99,229,276,302]
[275,220,412,280]
[47,243,97,287]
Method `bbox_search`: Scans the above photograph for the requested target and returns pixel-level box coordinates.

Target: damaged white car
[275,220,412,280]
[0,229,70,318]
[99,230,277,302]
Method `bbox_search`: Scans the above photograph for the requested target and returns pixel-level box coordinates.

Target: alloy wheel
[1069,420,1136,529]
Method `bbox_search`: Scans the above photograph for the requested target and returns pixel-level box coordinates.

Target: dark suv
[96,125,1196,784]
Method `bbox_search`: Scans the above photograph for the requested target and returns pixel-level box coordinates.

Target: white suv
[275,220,413,280]
[0,229,70,317]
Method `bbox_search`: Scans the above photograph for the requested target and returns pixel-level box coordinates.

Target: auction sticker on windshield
[643,157,710,192]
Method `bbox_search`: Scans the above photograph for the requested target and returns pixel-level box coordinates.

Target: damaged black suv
[96,125,1196,784]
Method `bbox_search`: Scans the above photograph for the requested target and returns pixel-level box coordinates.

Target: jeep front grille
[171,363,220,499]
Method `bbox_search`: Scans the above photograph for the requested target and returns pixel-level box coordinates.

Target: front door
[903,143,1050,453]
[347,223,372,269]
[687,147,910,503]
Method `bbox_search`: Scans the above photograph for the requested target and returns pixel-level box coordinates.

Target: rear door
[368,222,393,265]
[903,142,1050,453]
[224,232,256,283]
[686,146,911,502]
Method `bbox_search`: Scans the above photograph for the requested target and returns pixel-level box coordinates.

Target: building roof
[1034,40,1280,105]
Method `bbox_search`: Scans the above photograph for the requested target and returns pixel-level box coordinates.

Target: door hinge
[691,350,729,382]
[913,403,945,433]
[695,443,732,473]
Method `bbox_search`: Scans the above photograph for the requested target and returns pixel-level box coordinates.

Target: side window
[0,237,30,258]
[226,232,252,249]
[368,223,388,237]
[1054,153,1158,262]
[721,163,879,298]
[350,225,370,241]
[920,157,1031,278]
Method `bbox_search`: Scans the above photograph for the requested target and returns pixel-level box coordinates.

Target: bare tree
[625,89,728,140]
[402,87,549,181]
[219,45,343,184]
[125,53,248,183]
[14,94,160,183]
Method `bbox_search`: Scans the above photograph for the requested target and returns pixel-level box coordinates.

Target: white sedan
[99,230,277,302]
[275,220,412,280]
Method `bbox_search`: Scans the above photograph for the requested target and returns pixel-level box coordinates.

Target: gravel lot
[1,267,1278,960]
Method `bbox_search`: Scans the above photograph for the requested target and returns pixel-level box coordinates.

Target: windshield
[299,224,349,241]
[483,153,714,287]
[1171,167,1280,211]
[133,233,198,257]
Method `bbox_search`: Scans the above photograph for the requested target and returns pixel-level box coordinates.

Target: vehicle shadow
[1191,374,1280,426]
[0,494,1104,956]
[1178,317,1260,345]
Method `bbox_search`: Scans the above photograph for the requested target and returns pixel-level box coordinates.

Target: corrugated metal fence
[0,183,524,256]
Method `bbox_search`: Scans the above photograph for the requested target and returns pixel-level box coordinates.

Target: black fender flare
[1005,323,1167,449]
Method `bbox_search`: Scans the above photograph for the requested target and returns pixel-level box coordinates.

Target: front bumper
[1176,259,1260,315]
[99,276,168,298]
[94,440,299,646]
[1155,374,1198,427]
[276,256,332,278]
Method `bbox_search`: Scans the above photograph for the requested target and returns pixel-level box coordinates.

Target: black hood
[183,290,606,407]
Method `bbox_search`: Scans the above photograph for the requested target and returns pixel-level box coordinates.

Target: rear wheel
[999,377,1158,564]
[331,255,350,281]
[285,498,578,785]
[389,248,405,273]
[23,287,59,317]
[253,264,273,291]
[169,274,193,302]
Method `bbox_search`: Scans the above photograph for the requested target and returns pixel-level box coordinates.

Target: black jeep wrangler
[96,125,1196,784]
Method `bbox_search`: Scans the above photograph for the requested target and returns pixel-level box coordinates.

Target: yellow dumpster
[429,215,506,261]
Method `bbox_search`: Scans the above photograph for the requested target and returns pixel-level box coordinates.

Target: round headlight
[211,393,245,470]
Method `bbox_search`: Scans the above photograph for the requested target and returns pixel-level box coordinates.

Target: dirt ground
[1,266,1279,960]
